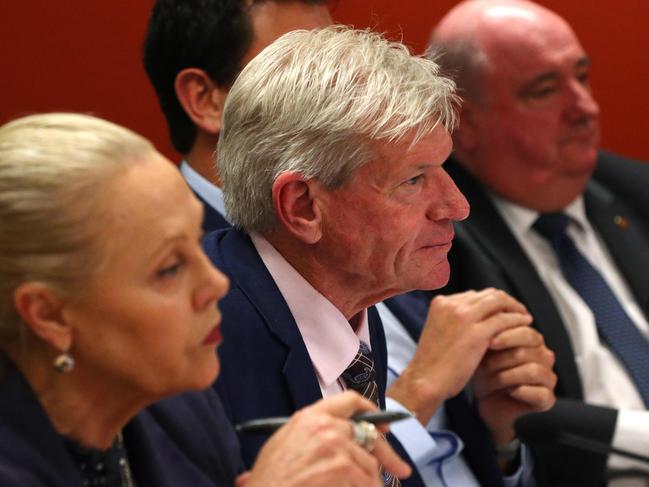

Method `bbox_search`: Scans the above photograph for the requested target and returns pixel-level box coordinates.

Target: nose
[426,170,470,222]
[564,79,600,123]
[193,253,230,310]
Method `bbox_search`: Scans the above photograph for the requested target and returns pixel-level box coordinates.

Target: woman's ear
[174,68,228,136]
[272,172,323,244]
[13,282,72,352]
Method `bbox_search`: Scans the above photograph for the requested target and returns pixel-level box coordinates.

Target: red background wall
[2,1,647,162]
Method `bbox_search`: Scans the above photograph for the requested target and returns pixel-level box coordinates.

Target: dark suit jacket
[202,228,424,486]
[193,190,230,232]
[0,362,242,486]
[414,151,649,486]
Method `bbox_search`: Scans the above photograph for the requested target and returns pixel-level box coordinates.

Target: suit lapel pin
[614,215,630,230]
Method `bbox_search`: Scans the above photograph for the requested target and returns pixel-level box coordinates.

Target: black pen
[235,410,412,435]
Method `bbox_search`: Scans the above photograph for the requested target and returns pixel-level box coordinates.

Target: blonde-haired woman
[0,113,408,487]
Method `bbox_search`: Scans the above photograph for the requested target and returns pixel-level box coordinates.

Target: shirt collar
[250,233,370,389]
[179,160,228,220]
[490,192,587,237]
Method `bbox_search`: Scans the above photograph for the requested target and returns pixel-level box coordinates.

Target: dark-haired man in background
[143,0,331,230]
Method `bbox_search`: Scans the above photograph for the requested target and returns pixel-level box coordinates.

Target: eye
[576,70,590,85]
[404,175,424,186]
[528,86,557,99]
[157,259,184,278]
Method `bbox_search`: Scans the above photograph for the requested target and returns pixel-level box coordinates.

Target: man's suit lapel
[448,160,583,399]
[192,190,230,232]
[217,229,323,409]
[585,180,649,318]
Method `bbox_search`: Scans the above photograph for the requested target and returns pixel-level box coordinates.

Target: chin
[411,265,451,291]
[179,355,221,393]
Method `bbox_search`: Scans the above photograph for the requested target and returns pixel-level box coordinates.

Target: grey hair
[0,113,155,344]
[218,25,460,232]
[425,36,490,105]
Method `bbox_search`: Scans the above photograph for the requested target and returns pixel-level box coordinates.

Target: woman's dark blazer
[0,362,243,486]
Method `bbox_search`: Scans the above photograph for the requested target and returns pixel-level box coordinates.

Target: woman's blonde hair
[0,113,155,344]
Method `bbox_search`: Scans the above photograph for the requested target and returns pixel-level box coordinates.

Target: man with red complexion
[206,26,556,487]
[406,0,649,485]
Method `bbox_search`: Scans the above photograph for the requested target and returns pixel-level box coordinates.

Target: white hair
[0,113,154,343]
[218,25,460,232]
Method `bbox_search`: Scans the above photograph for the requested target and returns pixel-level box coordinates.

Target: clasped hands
[388,288,557,448]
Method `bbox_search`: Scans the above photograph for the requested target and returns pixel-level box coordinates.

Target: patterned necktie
[341,341,379,406]
[534,213,649,407]
[341,342,400,487]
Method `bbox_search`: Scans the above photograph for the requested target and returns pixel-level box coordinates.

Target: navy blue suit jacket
[414,152,649,486]
[0,362,242,486]
[202,228,425,485]
[193,190,230,232]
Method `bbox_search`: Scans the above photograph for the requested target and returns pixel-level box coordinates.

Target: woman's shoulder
[126,388,242,486]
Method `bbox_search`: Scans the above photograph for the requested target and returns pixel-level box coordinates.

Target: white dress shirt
[490,194,649,476]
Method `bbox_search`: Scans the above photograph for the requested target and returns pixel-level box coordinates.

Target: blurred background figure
[0,112,409,487]
[399,0,649,485]
[143,0,332,230]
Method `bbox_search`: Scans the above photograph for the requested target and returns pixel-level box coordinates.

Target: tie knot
[533,213,570,242]
[341,341,378,405]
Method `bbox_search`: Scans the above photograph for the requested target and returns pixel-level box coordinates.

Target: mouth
[203,323,222,346]
[560,126,599,145]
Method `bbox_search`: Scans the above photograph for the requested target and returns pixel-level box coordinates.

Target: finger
[371,435,412,480]
[476,362,557,397]
[482,345,555,373]
[471,288,529,316]
[479,311,533,340]
[308,390,378,418]
[345,441,382,485]
[235,472,251,487]
[508,384,556,412]
[489,326,545,350]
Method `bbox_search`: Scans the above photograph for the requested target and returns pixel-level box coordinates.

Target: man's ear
[272,172,323,244]
[12,282,72,353]
[453,101,480,154]
[174,68,228,136]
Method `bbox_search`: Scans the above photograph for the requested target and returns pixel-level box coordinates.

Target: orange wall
[2,1,648,161]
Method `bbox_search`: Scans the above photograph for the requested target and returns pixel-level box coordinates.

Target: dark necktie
[342,341,400,487]
[533,213,649,407]
[341,341,380,406]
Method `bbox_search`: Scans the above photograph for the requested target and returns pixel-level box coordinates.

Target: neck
[263,231,382,321]
[8,345,148,450]
[185,132,221,187]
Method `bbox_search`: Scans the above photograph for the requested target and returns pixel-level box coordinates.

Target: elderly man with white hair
[205,26,556,486]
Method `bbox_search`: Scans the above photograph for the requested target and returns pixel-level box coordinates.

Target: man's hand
[387,288,533,425]
[238,391,411,487]
[474,326,557,447]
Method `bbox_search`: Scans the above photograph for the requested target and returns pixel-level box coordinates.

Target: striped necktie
[342,341,400,487]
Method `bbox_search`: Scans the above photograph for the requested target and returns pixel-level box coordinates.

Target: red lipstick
[203,326,222,345]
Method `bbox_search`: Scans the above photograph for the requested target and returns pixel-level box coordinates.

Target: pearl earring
[53,352,75,373]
